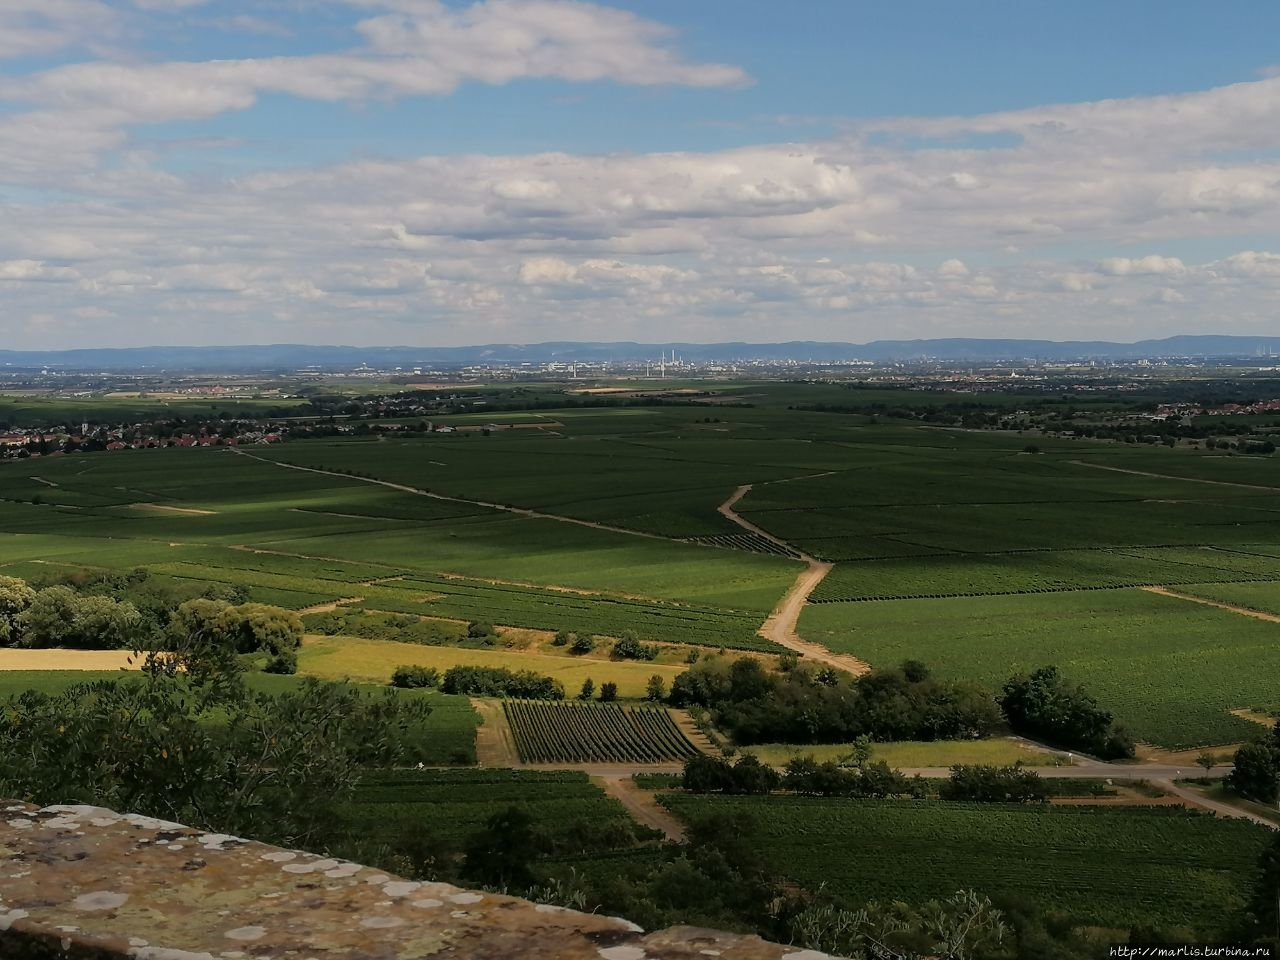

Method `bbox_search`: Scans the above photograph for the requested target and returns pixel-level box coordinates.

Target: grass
[741,738,1066,768]
[660,794,1272,935]
[801,589,1277,749]
[298,634,690,699]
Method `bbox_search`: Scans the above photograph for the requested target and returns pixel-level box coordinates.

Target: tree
[598,681,618,702]
[1000,666,1134,759]
[940,765,1049,803]
[19,586,142,650]
[1196,751,1218,775]
[461,806,548,891]
[645,675,666,702]
[578,678,595,701]
[1229,726,1280,803]
[570,634,596,655]
[0,575,36,646]
[0,635,430,849]
[467,620,495,639]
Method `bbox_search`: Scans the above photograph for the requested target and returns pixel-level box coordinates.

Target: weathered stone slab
[0,802,835,960]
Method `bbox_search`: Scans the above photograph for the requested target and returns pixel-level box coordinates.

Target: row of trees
[0,575,303,672]
[668,658,1001,745]
[999,666,1135,759]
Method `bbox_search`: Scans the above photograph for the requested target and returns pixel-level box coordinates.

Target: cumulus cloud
[0,0,119,60]
[6,8,1280,345]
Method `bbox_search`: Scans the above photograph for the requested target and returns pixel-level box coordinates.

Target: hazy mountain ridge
[4,336,1280,370]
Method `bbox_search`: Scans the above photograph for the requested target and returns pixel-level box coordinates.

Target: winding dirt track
[1142,585,1280,623]
[718,484,869,676]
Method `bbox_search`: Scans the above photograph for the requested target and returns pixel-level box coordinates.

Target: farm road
[596,775,685,841]
[718,483,868,676]
[1153,779,1277,829]
[230,448,675,543]
[1068,459,1280,492]
[1143,585,1280,623]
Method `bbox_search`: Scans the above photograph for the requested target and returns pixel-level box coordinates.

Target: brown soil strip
[471,698,520,767]
[1231,708,1276,728]
[296,597,365,616]
[596,775,685,842]
[130,503,217,516]
[1069,459,1280,492]
[435,571,664,604]
[669,709,717,755]
[1142,585,1280,623]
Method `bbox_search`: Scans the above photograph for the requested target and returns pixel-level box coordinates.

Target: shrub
[441,665,564,699]
[391,665,441,689]
[570,634,596,655]
[612,633,658,662]
[598,681,618,702]
[467,621,495,639]
[552,630,574,647]
[939,765,1048,803]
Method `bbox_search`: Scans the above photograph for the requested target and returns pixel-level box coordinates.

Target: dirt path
[718,484,867,675]
[29,476,58,487]
[471,699,520,767]
[1154,779,1278,829]
[436,571,664,604]
[1142,585,1280,623]
[231,448,676,544]
[1069,459,1280,492]
[296,597,365,616]
[596,775,685,841]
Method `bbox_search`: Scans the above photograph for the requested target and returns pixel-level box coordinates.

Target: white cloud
[1098,256,1186,276]
[0,0,118,60]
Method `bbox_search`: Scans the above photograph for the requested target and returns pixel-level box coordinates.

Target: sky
[3,2,1280,348]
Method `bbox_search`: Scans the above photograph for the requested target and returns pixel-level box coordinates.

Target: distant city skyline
[3,1,1280,348]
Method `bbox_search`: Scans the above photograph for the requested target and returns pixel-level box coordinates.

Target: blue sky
[2,1,1280,347]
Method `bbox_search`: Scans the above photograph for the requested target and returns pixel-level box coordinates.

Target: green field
[340,768,642,846]
[5,385,1280,754]
[660,794,1271,934]
[801,589,1279,748]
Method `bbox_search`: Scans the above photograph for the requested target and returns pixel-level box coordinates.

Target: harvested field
[0,649,138,671]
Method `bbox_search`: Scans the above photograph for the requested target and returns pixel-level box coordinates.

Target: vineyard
[504,700,702,763]
[685,532,801,559]
[660,794,1272,935]
[340,769,642,845]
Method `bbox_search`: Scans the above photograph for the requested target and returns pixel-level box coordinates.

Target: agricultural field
[660,794,1272,935]
[801,589,1280,748]
[742,738,1064,769]
[297,634,689,699]
[339,768,645,846]
[504,700,700,764]
[4,382,1280,757]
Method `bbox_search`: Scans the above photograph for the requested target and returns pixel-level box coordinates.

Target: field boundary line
[230,448,689,545]
[471,698,520,767]
[1068,459,1280,492]
[1142,585,1280,623]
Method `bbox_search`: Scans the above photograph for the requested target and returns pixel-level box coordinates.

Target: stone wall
[0,801,836,960]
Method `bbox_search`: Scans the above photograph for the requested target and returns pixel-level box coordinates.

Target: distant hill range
[4,336,1280,371]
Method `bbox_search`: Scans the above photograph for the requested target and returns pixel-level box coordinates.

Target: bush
[552,630,574,647]
[612,633,658,662]
[391,665,441,689]
[646,675,666,702]
[598,681,618,702]
[441,666,564,699]
[1000,666,1135,759]
[263,649,298,675]
[466,621,495,639]
[940,765,1048,803]
[578,678,595,701]
[570,635,596,655]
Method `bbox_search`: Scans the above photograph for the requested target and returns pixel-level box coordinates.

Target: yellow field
[0,649,139,671]
[298,634,686,698]
[742,738,1067,769]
